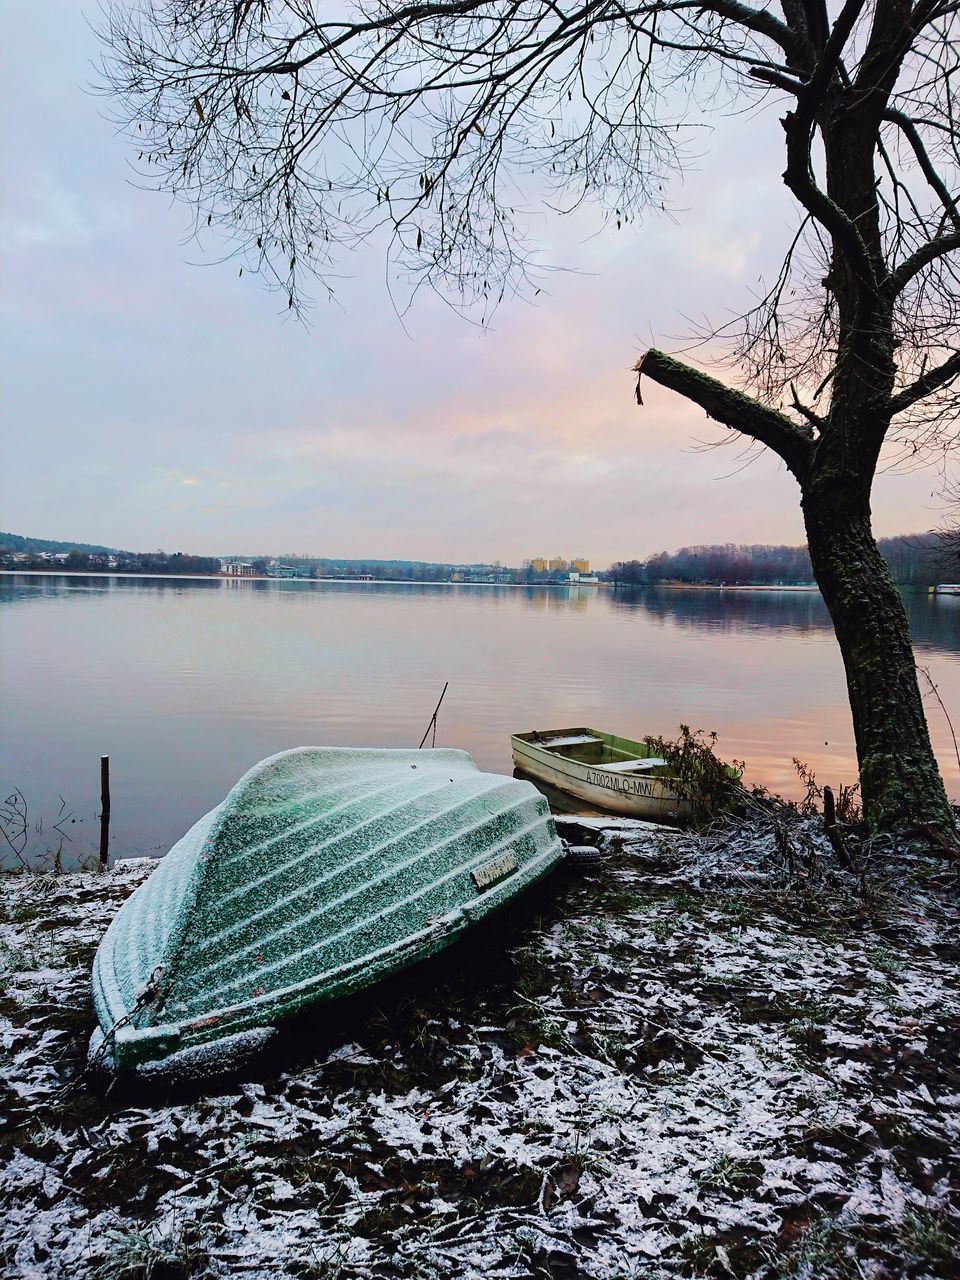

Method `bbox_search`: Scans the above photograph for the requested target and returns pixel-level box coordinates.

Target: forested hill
[0,532,121,556]
[606,534,957,587]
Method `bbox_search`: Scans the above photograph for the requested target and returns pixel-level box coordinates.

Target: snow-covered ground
[1,816,958,1278]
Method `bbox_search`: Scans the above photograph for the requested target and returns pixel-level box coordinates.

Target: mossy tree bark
[801,479,952,833]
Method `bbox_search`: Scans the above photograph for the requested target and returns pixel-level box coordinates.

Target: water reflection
[608,585,959,655]
[1,573,957,869]
[8,574,953,653]
[0,572,226,605]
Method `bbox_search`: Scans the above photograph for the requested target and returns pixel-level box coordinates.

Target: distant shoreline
[3,572,947,594]
[648,583,820,592]
[0,570,591,588]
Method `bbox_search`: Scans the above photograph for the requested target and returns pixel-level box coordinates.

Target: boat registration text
[587,770,657,796]
[472,852,518,890]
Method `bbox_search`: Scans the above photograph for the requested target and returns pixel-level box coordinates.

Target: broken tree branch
[634,349,815,477]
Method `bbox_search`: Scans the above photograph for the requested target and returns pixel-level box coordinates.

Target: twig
[918,823,960,859]
[0,788,29,868]
[822,784,852,869]
[917,665,960,776]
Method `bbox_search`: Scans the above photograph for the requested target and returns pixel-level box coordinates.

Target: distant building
[527,555,593,582]
[267,561,310,579]
[222,561,255,576]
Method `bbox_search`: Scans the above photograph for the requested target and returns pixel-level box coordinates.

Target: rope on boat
[85,963,166,1075]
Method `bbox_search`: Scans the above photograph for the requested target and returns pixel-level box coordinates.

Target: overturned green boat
[92,747,564,1070]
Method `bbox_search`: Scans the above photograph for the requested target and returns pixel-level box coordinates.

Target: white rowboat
[511,727,697,823]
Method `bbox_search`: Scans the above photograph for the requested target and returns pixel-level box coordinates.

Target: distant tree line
[0,541,514,581]
[605,535,956,588]
[121,552,224,575]
[0,531,119,556]
[305,559,456,581]
[0,548,223,575]
[270,558,515,582]
[936,480,960,570]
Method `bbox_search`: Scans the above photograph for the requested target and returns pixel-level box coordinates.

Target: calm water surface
[1,573,957,867]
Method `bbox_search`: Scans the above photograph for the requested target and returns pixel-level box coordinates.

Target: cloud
[0,174,93,247]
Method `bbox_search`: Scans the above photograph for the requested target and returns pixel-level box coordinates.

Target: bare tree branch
[888,230,960,295]
[635,348,814,476]
[890,348,960,414]
[884,107,960,229]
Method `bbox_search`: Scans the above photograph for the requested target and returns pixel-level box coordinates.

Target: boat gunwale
[512,726,661,758]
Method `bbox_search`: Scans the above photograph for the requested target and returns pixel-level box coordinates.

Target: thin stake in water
[418,682,449,749]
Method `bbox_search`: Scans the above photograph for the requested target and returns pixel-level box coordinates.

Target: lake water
[1,572,957,868]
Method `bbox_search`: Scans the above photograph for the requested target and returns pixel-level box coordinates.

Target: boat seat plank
[602,758,667,773]
[539,733,603,747]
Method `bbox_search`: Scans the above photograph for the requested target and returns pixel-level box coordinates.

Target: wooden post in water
[99,755,111,867]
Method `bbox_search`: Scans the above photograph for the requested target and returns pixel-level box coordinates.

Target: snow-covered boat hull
[92,747,563,1069]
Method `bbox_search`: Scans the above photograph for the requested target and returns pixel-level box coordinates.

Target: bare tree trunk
[801,480,954,836]
[636,348,955,837]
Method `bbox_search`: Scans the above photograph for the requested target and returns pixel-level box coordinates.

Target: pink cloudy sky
[0,3,948,566]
